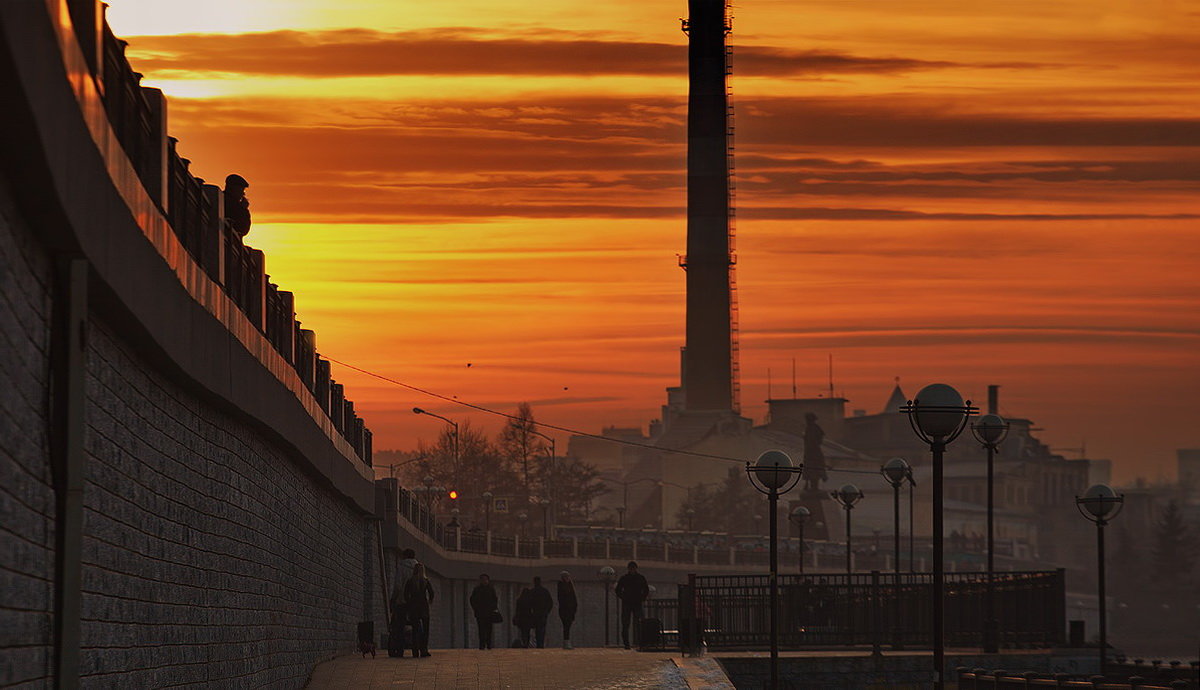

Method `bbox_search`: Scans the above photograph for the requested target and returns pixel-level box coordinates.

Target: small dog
[358,640,376,658]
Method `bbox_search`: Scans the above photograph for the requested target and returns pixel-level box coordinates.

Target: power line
[324,356,887,476]
[323,356,747,465]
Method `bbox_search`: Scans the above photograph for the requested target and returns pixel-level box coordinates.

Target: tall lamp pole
[529,429,557,530]
[745,450,803,690]
[539,498,551,539]
[413,407,459,475]
[831,484,864,574]
[882,458,910,648]
[901,384,976,690]
[907,467,916,572]
[971,414,1009,653]
[790,506,810,574]
[599,566,616,647]
[1076,484,1124,671]
[881,458,910,576]
[482,491,493,532]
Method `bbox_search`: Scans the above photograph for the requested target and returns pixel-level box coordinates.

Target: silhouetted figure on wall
[557,571,578,649]
[803,413,828,492]
[224,174,252,237]
[614,561,649,650]
[470,573,499,650]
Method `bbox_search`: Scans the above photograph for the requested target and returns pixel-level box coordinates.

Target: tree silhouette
[1152,500,1195,585]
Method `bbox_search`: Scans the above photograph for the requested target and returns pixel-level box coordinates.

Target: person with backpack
[557,571,578,649]
[404,563,435,658]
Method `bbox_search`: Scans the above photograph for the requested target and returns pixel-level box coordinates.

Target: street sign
[493,497,509,514]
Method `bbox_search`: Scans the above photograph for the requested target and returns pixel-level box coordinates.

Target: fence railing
[79,2,372,465]
[662,570,1065,653]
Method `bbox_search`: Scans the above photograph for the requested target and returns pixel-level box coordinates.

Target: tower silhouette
[681,0,738,414]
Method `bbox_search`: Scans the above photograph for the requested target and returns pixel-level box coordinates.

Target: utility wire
[325,355,881,474]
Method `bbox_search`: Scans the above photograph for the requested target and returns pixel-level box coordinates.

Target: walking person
[513,585,534,647]
[404,563,435,657]
[557,571,578,649]
[470,574,499,650]
[529,576,554,649]
[387,548,419,658]
[614,561,649,650]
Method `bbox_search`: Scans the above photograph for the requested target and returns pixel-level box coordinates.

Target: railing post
[693,545,699,565]
[632,541,638,561]
[871,570,882,657]
[538,537,545,559]
[605,538,611,560]
[664,543,670,561]
[486,530,492,555]
[515,537,520,559]
[729,546,735,566]
[572,537,578,559]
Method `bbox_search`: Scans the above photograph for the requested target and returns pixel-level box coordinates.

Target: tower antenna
[791,357,797,399]
[827,353,834,399]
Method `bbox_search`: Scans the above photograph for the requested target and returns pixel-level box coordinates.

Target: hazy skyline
[107,0,1200,481]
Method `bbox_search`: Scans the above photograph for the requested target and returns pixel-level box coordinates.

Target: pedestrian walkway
[304,648,687,689]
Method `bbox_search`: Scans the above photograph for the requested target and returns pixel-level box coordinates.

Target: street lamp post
[1076,484,1124,671]
[971,414,1009,653]
[686,508,696,532]
[413,407,460,475]
[907,467,917,572]
[539,498,551,539]
[881,458,910,576]
[517,511,528,539]
[831,484,864,574]
[482,491,493,532]
[745,450,804,690]
[901,383,976,690]
[790,506,810,574]
[599,566,616,647]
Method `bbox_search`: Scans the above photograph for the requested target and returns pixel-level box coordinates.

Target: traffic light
[448,489,458,500]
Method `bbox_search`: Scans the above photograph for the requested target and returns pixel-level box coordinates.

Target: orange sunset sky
[105,0,1200,482]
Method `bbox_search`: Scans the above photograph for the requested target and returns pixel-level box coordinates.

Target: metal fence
[661,570,1065,652]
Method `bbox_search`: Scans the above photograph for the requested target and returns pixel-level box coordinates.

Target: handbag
[489,609,503,624]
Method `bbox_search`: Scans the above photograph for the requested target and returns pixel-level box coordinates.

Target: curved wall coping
[2,0,375,513]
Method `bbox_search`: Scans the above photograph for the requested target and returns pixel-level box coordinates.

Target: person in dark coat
[529,576,554,648]
[557,571,578,649]
[513,586,534,648]
[470,573,499,650]
[614,561,649,649]
[404,563,435,657]
[223,174,252,237]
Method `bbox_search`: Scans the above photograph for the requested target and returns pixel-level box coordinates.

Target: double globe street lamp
[901,383,977,690]
[745,450,803,690]
[1076,484,1124,671]
[831,484,864,574]
[971,413,1009,653]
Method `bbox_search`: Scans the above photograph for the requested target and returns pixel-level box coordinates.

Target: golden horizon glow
[106,0,1200,482]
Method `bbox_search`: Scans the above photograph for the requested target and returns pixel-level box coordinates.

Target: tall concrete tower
[681,0,738,414]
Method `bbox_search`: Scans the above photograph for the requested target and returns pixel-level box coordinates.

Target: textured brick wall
[0,173,384,687]
[79,320,383,687]
[0,169,57,687]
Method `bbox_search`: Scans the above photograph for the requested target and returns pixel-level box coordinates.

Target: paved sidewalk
[305,648,685,689]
